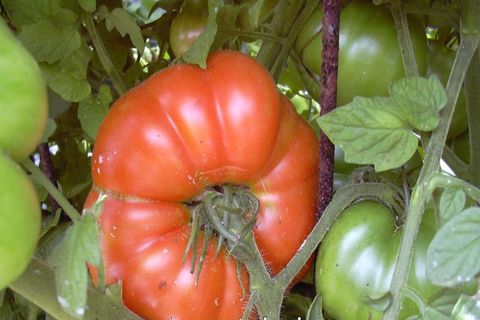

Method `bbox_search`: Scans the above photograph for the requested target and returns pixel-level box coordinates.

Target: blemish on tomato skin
[158,281,167,289]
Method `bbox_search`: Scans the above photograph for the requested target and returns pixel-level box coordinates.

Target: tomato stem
[442,145,469,180]
[290,50,321,102]
[277,182,401,285]
[383,32,480,320]
[428,173,480,204]
[22,159,81,222]
[390,0,419,77]
[316,0,340,218]
[465,49,480,186]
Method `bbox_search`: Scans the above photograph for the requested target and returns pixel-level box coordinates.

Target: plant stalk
[465,49,480,186]
[316,0,340,218]
[22,159,81,222]
[383,33,480,320]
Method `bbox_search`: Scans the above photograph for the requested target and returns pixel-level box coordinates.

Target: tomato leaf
[306,294,324,320]
[451,295,480,319]
[97,6,145,53]
[182,0,220,68]
[48,201,103,318]
[78,85,112,140]
[439,187,466,223]
[317,96,418,171]
[41,42,92,102]
[426,207,480,287]
[418,289,466,320]
[18,9,81,64]
[2,0,61,26]
[78,0,96,12]
[389,76,447,132]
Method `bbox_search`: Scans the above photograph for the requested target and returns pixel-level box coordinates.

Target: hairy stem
[317,0,340,218]
[22,159,81,222]
[384,33,480,320]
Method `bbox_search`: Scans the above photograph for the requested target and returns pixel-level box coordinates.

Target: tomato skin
[86,51,318,319]
[0,154,41,289]
[0,20,47,161]
[169,0,208,57]
[316,201,440,320]
[295,0,428,107]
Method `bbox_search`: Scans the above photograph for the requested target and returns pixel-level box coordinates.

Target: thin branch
[317,0,340,218]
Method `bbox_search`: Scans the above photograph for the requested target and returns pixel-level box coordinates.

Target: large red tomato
[84,51,318,319]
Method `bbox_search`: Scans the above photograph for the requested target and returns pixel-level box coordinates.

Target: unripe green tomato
[295,0,428,107]
[0,19,48,161]
[169,0,208,57]
[279,58,304,94]
[427,42,467,139]
[316,201,440,320]
[0,153,41,289]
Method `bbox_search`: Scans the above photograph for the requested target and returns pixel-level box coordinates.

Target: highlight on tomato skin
[84,50,319,320]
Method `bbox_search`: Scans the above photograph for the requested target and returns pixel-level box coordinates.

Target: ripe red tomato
[85,51,318,319]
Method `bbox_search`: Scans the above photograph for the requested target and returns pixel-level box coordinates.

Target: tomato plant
[295,0,428,107]
[0,20,47,161]
[316,201,440,320]
[169,0,208,57]
[1,1,478,319]
[451,131,470,163]
[84,51,318,319]
[427,42,468,139]
[0,154,41,289]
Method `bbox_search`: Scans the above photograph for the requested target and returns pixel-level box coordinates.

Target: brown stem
[317,0,340,218]
[38,143,60,213]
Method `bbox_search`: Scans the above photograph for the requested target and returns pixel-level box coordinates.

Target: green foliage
[48,199,103,318]
[306,295,324,320]
[78,85,112,140]
[96,6,145,53]
[439,187,466,223]
[452,295,480,319]
[41,43,92,102]
[0,0,479,319]
[427,207,480,287]
[317,76,447,171]
[182,0,219,68]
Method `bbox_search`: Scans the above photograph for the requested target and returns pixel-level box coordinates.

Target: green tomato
[279,58,304,94]
[169,0,208,57]
[427,42,467,139]
[0,19,48,161]
[295,0,428,106]
[0,153,41,289]
[316,201,440,320]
